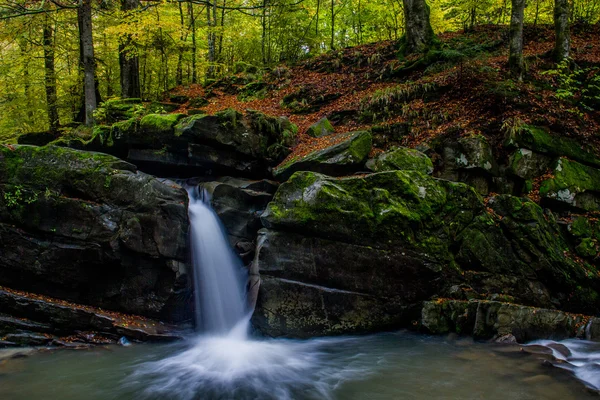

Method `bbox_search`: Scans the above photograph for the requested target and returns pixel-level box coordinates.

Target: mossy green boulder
[273,131,372,181]
[366,147,433,175]
[0,145,190,321]
[507,125,600,167]
[306,117,335,138]
[254,171,600,337]
[507,148,553,180]
[539,158,600,210]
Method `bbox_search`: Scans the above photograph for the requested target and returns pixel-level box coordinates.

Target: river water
[0,332,597,400]
[0,184,597,400]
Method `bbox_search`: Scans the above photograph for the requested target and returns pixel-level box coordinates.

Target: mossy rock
[262,170,480,251]
[273,131,372,180]
[366,147,433,175]
[98,98,142,124]
[507,148,553,180]
[576,238,598,258]
[139,114,186,135]
[539,158,600,210]
[507,125,600,168]
[306,117,335,138]
[17,131,58,146]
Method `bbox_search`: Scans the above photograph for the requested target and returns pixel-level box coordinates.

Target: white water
[124,184,600,400]
[185,185,248,335]
[526,339,600,391]
[132,184,376,400]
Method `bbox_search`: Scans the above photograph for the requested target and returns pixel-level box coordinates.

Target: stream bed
[0,331,597,400]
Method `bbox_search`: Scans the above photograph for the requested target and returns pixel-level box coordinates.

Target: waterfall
[185,184,248,336]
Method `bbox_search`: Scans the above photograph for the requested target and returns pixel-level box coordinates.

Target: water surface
[0,331,595,400]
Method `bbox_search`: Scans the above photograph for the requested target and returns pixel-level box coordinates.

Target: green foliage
[542,59,600,111]
[3,185,38,208]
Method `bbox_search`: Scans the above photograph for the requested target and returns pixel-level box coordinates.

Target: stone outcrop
[251,170,600,338]
[272,131,372,180]
[366,147,433,174]
[56,108,298,178]
[421,299,600,342]
[0,145,191,323]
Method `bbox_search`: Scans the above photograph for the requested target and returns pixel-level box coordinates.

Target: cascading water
[185,185,248,336]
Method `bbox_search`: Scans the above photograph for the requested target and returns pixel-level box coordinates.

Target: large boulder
[421,299,600,342]
[366,147,433,174]
[437,135,498,195]
[0,145,191,322]
[200,177,277,264]
[252,171,600,337]
[539,157,600,211]
[272,131,372,181]
[62,109,298,178]
[506,125,600,168]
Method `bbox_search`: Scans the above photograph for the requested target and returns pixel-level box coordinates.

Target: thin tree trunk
[177,1,185,86]
[119,0,141,98]
[206,1,216,79]
[316,0,320,35]
[43,16,60,132]
[189,2,197,83]
[261,0,267,65]
[554,0,571,62]
[331,0,335,50]
[509,0,526,80]
[78,0,96,126]
[402,0,435,54]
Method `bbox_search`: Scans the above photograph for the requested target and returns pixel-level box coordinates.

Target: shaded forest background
[1,0,599,139]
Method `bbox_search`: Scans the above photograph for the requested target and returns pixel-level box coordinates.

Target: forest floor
[168,24,600,166]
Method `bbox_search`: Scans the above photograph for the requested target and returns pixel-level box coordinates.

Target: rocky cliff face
[251,170,600,338]
[0,145,191,323]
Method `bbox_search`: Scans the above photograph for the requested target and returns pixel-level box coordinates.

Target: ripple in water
[130,328,376,400]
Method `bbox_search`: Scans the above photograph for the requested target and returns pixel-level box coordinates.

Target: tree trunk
[509,0,526,80]
[43,16,60,133]
[206,1,216,79]
[119,0,141,98]
[554,0,570,62]
[402,0,435,54]
[78,0,96,126]
[331,0,335,50]
[176,1,185,86]
[189,2,197,84]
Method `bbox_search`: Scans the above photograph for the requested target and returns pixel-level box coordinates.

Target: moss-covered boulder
[539,158,600,211]
[437,135,498,195]
[254,171,600,337]
[421,300,598,342]
[306,117,335,138]
[507,148,553,180]
[97,98,143,124]
[507,125,600,168]
[366,147,433,175]
[273,131,372,181]
[0,145,191,322]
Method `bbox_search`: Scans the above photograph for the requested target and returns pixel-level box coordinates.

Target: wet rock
[421,299,594,342]
[0,288,184,345]
[272,131,372,181]
[0,145,191,321]
[200,178,275,263]
[366,147,433,174]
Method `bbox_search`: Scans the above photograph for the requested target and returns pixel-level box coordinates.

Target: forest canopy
[0,0,599,138]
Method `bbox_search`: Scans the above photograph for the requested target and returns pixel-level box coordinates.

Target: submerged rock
[273,131,372,181]
[0,145,191,322]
